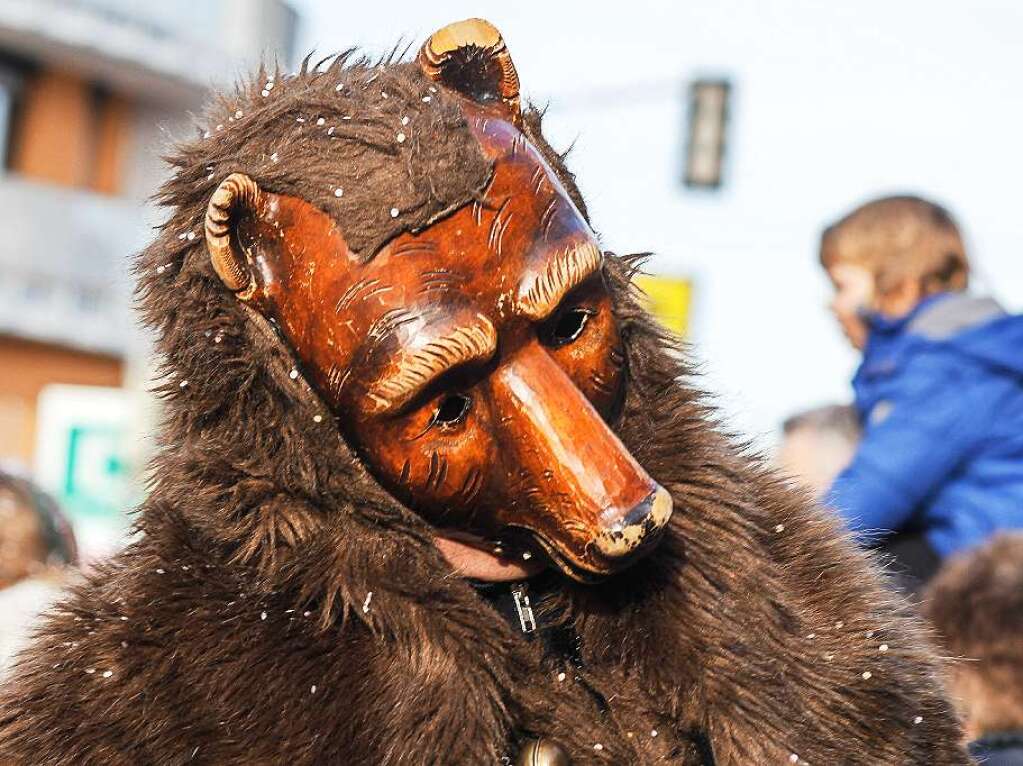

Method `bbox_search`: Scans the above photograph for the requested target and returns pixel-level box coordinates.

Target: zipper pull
[511,582,537,634]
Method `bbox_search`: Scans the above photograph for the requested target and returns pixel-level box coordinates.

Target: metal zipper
[510,582,537,634]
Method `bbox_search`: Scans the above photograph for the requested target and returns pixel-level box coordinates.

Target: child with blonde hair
[820,195,1023,589]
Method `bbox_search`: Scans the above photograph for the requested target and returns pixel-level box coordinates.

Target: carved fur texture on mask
[0,51,968,765]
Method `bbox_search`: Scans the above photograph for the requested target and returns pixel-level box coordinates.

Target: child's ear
[878,279,923,318]
[418,18,521,124]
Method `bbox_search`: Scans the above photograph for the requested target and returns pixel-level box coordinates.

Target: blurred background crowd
[0,0,1021,759]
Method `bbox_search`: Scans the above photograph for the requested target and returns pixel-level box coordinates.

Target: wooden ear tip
[419,18,519,108]
[423,18,504,59]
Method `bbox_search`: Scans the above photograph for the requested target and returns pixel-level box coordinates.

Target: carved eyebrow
[366,318,498,414]
[514,240,603,321]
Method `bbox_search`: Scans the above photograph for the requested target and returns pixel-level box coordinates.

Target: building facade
[0,0,296,472]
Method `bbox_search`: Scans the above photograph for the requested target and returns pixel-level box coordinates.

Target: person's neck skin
[434,533,546,581]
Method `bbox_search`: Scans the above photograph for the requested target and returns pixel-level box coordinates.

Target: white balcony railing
[0,174,143,356]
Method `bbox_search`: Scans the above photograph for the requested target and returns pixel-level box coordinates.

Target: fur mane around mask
[0,51,968,765]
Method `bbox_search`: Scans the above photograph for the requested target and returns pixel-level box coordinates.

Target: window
[5,67,130,195]
[0,58,27,170]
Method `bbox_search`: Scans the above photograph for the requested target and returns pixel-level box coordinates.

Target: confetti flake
[316,117,326,126]
[102,670,113,678]
[396,132,406,143]
[557,672,566,682]
[401,116,409,126]
[650,729,658,738]
[313,414,323,423]
[334,188,344,198]
[362,592,373,613]
[879,643,889,652]
[862,671,872,680]
[310,685,317,694]
[593,744,603,751]
[774,524,785,533]
[913,715,923,725]
[289,369,299,379]
[390,207,399,218]
[260,611,267,621]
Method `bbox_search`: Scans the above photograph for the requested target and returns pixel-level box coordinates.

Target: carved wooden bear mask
[203,19,672,582]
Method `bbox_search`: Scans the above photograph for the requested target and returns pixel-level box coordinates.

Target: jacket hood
[909,293,1023,378]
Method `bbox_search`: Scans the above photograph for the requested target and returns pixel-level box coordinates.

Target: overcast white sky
[288,0,1023,446]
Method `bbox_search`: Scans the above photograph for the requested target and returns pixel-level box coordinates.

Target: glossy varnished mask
[203,20,672,581]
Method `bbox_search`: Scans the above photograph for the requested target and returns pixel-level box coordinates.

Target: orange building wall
[0,336,123,465]
[8,69,94,188]
[91,92,132,195]
[7,68,131,194]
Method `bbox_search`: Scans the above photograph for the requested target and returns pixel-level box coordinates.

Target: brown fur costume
[0,51,969,765]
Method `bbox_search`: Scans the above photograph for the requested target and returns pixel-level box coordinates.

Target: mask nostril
[594,486,673,561]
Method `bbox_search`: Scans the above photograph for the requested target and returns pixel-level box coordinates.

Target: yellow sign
[633,275,693,336]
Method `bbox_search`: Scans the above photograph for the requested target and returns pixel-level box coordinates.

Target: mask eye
[545,307,594,347]
[432,393,472,428]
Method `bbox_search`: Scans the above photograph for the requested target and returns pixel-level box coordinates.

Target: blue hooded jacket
[826,292,1023,557]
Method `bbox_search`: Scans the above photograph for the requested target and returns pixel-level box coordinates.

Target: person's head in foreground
[0,471,76,590]
[0,20,970,765]
[924,534,1023,764]
[820,194,969,349]
[778,404,861,498]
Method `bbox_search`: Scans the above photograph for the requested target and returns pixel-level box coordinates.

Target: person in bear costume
[0,19,968,765]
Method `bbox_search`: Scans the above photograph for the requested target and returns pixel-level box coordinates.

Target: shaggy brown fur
[0,53,969,765]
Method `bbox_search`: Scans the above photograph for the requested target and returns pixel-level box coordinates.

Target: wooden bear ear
[418,18,520,120]
[204,173,262,295]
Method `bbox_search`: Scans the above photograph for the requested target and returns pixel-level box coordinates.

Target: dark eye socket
[432,393,472,428]
[545,307,595,347]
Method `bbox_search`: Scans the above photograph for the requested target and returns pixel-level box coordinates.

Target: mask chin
[501,526,617,585]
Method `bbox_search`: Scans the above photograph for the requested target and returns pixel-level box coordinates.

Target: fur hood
[0,54,968,765]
